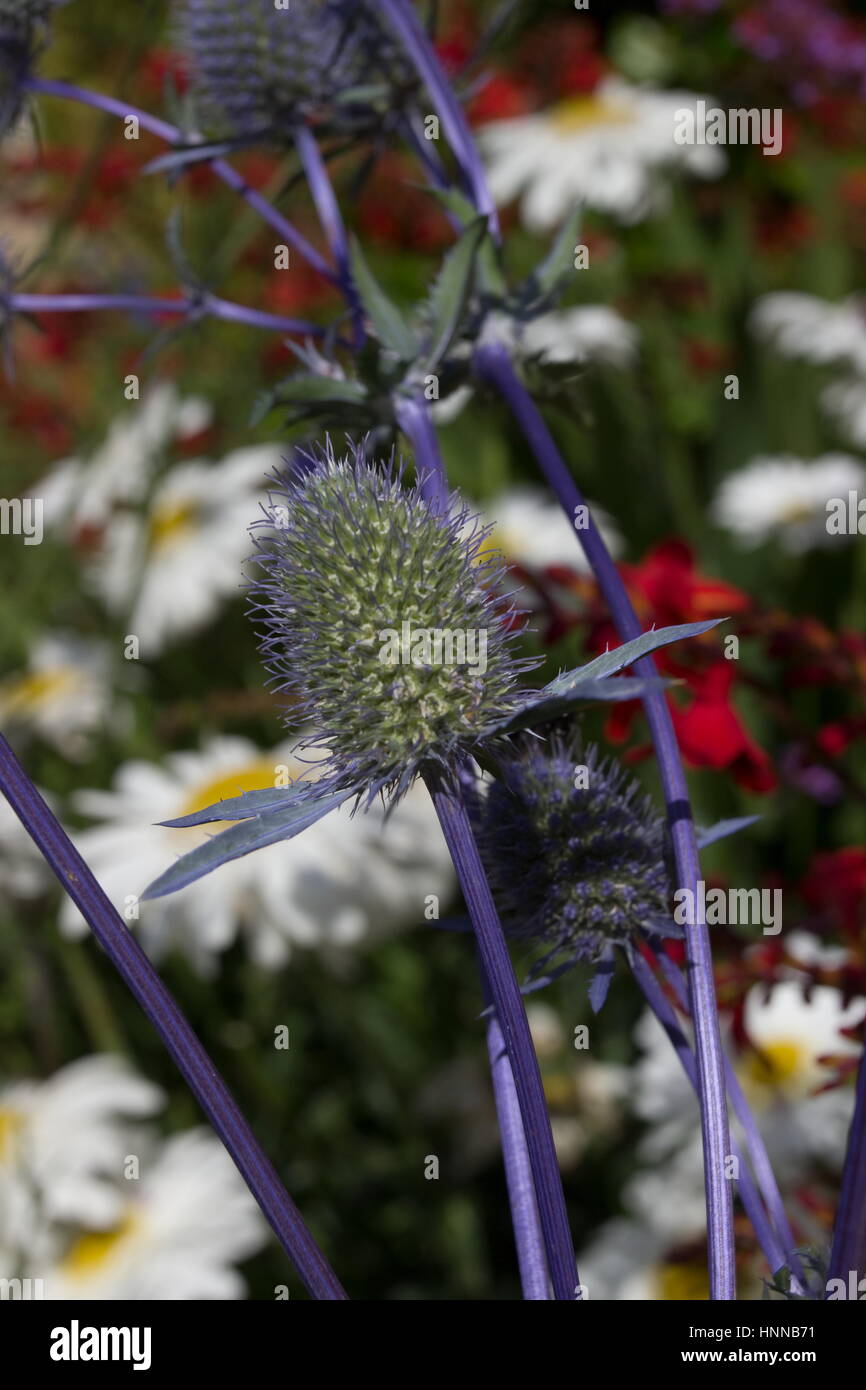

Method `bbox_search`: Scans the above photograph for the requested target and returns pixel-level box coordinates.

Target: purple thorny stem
[475,341,736,1299]
[397,396,572,1299]
[828,1047,866,1292]
[10,292,326,338]
[0,735,347,1302]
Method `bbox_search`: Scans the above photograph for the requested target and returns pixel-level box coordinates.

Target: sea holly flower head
[473,734,672,978]
[248,437,533,804]
[0,0,65,136]
[177,0,409,143]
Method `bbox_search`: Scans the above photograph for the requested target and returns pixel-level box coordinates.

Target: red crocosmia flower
[139,47,191,96]
[802,849,866,943]
[469,71,536,123]
[670,662,777,792]
[627,540,751,629]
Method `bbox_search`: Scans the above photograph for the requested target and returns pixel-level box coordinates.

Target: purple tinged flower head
[473,734,671,974]
[248,437,533,803]
[0,0,66,135]
[177,0,407,141]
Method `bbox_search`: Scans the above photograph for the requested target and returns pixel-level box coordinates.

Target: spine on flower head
[247,435,534,804]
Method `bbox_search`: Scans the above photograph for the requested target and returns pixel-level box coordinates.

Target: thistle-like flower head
[177,0,407,141]
[0,0,65,136]
[249,437,532,803]
[473,735,672,974]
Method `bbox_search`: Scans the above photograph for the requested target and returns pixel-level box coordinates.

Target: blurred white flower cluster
[0,1055,267,1299]
[578,967,866,1300]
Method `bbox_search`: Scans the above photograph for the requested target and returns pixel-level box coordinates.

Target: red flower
[802,849,866,944]
[670,662,777,792]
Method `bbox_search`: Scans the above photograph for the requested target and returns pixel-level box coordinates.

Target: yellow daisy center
[656,1261,710,1301]
[60,1211,139,1279]
[741,1038,810,1101]
[147,499,199,551]
[178,757,310,835]
[550,95,635,135]
[0,1106,23,1162]
[779,501,817,525]
[0,668,79,717]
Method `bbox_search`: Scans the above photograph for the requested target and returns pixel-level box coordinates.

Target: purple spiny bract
[473,735,672,973]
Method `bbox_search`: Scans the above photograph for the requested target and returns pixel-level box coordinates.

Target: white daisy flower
[40,1128,267,1300]
[37,384,213,536]
[59,735,454,973]
[0,633,112,758]
[626,981,866,1241]
[751,293,866,449]
[0,1056,163,1268]
[711,454,866,551]
[91,445,279,657]
[521,305,638,368]
[478,78,725,231]
[751,293,866,374]
[578,1217,714,1301]
[478,486,623,576]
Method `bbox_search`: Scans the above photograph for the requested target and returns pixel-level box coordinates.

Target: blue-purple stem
[827,1048,866,1290]
[398,394,575,1299]
[293,125,365,345]
[655,951,805,1291]
[0,735,347,1302]
[631,951,783,1285]
[25,77,338,285]
[432,785,577,1300]
[378,0,500,238]
[474,339,736,1299]
[484,1004,550,1299]
[10,292,325,338]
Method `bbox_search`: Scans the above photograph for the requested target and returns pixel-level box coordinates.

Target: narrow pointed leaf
[544,618,724,692]
[423,216,487,369]
[492,674,671,735]
[160,781,322,828]
[696,816,760,851]
[143,788,352,899]
[349,237,417,359]
[522,205,584,308]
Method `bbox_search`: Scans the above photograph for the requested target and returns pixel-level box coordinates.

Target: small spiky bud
[177,0,407,141]
[0,0,65,136]
[473,735,671,973]
[249,438,532,802]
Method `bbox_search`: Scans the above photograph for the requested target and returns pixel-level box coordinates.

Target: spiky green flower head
[0,0,65,136]
[177,0,409,142]
[249,437,534,803]
[473,734,672,975]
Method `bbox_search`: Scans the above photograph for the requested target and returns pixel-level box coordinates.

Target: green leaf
[159,782,321,828]
[143,787,353,899]
[349,237,417,360]
[542,618,724,691]
[422,216,488,370]
[521,204,584,310]
[493,674,672,735]
[250,374,368,426]
[696,816,760,850]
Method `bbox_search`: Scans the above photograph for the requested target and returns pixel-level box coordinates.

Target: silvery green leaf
[545,618,724,689]
[521,205,584,310]
[160,782,322,828]
[143,787,353,899]
[349,237,417,360]
[696,816,760,850]
[493,674,671,735]
[422,216,487,370]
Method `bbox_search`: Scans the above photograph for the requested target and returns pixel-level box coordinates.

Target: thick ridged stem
[431,784,578,1300]
[484,1003,551,1299]
[656,951,805,1291]
[631,951,784,1285]
[378,0,500,237]
[475,340,736,1300]
[293,124,364,344]
[0,735,347,1301]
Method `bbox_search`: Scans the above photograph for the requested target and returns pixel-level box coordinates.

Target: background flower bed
[0,0,864,1299]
